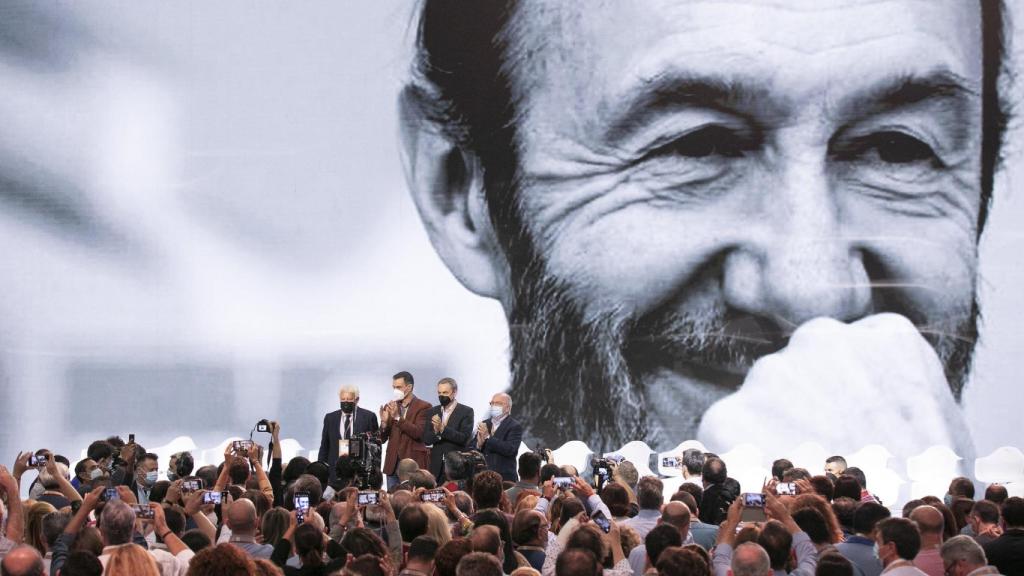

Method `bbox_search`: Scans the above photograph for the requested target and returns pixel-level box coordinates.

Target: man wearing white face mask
[476,393,523,482]
[380,371,431,490]
[128,453,160,505]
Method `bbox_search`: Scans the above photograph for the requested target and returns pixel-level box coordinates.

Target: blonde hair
[423,503,452,546]
[105,543,159,576]
[25,501,56,553]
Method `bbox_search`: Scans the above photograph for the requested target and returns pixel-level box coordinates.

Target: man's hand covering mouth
[697,313,974,466]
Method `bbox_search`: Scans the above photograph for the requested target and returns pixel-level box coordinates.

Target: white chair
[720,444,770,494]
[907,445,961,500]
[789,442,829,476]
[550,441,594,474]
[605,441,655,478]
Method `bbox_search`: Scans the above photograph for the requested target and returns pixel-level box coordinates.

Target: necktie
[344,414,351,439]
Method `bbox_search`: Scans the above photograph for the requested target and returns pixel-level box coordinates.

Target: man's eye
[847,131,938,165]
[664,125,751,158]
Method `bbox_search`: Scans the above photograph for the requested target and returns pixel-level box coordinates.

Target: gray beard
[506,272,977,453]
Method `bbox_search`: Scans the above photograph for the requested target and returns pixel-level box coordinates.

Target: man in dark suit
[318,384,379,485]
[983,497,1024,576]
[475,392,523,482]
[380,371,432,489]
[422,377,474,482]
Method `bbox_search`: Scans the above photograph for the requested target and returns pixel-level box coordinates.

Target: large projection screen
[0,1,1021,504]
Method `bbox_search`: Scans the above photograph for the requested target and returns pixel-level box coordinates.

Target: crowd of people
[1,421,1021,576]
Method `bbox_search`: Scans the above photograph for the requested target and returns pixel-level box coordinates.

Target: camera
[420,489,446,503]
[28,453,48,468]
[591,457,613,480]
[132,504,155,520]
[357,491,380,506]
[346,432,383,490]
[256,419,270,433]
[443,450,488,492]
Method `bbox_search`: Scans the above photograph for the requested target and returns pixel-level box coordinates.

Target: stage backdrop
[0,1,1022,502]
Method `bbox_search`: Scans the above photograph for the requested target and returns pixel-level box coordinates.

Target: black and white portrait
[0,1,1021,487]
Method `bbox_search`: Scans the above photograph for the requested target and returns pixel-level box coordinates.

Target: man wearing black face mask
[423,377,474,482]
[319,384,379,484]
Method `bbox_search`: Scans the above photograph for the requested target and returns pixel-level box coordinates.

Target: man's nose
[722,156,872,328]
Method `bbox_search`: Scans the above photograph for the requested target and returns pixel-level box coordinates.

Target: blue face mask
[872,542,881,560]
[943,494,954,508]
[490,405,504,419]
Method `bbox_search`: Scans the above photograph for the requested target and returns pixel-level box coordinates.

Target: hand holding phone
[740,493,767,523]
[202,491,222,505]
[776,482,798,496]
[591,511,611,533]
[419,489,445,503]
[132,504,155,520]
[294,492,310,523]
[358,491,381,505]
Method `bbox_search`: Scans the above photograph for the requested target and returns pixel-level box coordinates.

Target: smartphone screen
[202,491,222,505]
[591,511,611,533]
[553,477,573,489]
[358,491,380,505]
[104,488,119,501]
[777,482,797,495]
[420,489,445,503]
[132,504,155,519]
[740,493,767,522]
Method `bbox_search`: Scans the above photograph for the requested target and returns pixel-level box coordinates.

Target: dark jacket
[318,406,379,483]
[983,527,1024,576]
[699,477,740,525]
[476,416,523,482]
[422,402,475,481]
[380,395,432,474]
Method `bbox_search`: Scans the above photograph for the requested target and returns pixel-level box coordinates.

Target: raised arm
[0,464,24,544]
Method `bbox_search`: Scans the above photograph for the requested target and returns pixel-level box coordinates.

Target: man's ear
[397,85,508,301]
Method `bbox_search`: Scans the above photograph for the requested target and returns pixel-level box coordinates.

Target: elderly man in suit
[475,392,523,482]
[318,384,379,484]
[423,377,474,482]
[380,371,432,490]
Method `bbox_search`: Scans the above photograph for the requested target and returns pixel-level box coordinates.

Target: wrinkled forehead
[507,0,982,128]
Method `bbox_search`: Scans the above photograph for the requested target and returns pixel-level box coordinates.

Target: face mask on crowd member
[489,394,510,420]
[136,455,159,489]
[392,375,413,402]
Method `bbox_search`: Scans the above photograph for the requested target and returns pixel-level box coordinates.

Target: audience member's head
[843,467,868,490]
[984,484,1008,505]
[105,543,159,576]
[472,470,504,510]
[600,482,631,518]
[179,542,257,576]
[181,529,212,552]
[61,550,103,576]
[968,500,1001,532]
[656,545,710,576]
[731,542,771,576]
[831,497,858,534]
[0,545,45,576]
[757,521,793,570]
[815,552,855,576]
[518,452,543,482]
[646,524,682,567]
[701,457,727,486]
[99,500,135,546]
[876,517,922,564]
[682,450,706,478]
[940,535,990,576]
[824,456,848,476]
[399,503,430,543]
[637,476,664,511]
[808,475,835,502]
[1002,497,1024,529]
[771,459,794,481]
[832,476,862,502]
[947,477,975,500]
[555,548,601,576]
[456,551,503,576]
[853,501,891,537]
[407,535,440,570]
[340,527,389,559]
[793,507,832,546]
[435,538,472,576]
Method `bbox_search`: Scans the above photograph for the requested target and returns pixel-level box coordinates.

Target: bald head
[731,542,771,576]
[227,498,258,534]
[661,501,691,537]
[910,505,945,536]
[0,545,44,576]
